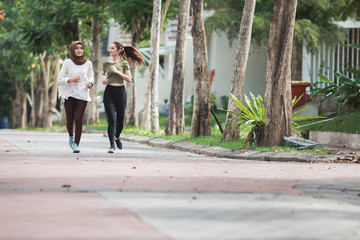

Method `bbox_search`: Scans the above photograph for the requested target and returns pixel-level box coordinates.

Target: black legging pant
[64,97,88,145]
[103,85,127,147]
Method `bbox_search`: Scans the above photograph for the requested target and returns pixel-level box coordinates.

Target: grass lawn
[82,110,332,154]
[24,110,360,155]
[298,111,360,134]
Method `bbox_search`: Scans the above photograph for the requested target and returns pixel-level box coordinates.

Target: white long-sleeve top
[58,59,94,101]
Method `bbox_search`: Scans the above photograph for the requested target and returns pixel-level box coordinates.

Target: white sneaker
[108,146,115,153]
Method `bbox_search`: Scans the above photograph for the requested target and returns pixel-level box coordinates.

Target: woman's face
[74,44,84,57]
[109,43,120,57]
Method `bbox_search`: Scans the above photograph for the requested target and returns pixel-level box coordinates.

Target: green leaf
[231,94,257,120]
[292,95,303,108]
[293,115,326,121]
[292,103,310,115]
[245,94,260,122]
[342,44,360,51]
[318,73,334,84]
[345,68,360,75]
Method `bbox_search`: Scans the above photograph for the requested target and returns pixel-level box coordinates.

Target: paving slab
[0,191,169,240]
[2,129,360,240]
[147,137,172,148]
[169,140,197,152]
[100,191,360,240]
[267,152,310,162]
[244,151,278,161]
[296,182,360,205]
[201,146,226,157]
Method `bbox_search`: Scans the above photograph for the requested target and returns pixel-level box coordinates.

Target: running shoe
[69,136,74,148]
[108,146,115,153]
[72,143,80,153]
[115,138,122,149]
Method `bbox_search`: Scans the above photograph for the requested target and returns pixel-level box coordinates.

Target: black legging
[103,85,127,147]
[64,97,88,145]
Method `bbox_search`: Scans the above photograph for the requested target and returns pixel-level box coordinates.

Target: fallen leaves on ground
[326,153,360,164]
[312,152,360,164]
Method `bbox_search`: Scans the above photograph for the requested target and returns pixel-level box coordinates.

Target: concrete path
[1,129,360,240]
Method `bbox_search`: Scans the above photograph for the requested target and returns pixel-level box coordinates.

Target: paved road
[1,129,360,240]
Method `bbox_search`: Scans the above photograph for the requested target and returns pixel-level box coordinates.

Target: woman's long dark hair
[113,41,145,67]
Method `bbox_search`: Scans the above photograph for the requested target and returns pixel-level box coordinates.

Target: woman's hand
[68,76,80,83]
[86,83,93,89]
[102,78,109,85]
[101,71,108,85]
[110,65,118,74]
[123,70,132,82]
[102,75,109,85]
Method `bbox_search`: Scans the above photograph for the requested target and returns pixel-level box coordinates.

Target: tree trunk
[160,0,172,31]
[59,97,66,126]
[140,0,161,132]
[34,67,43,127]
[221,0,256,142]
[125,23,144,127]
[254,126,265,146]
[140,69,151,129]
[86,15,101,125]
[45,55,61,128]
[150,0,162,133]
[35,52,50,128]
[190,0,212,137]
[19,84,27,128]
[28,70,36,128]
[263,0,298,146]
[125,65,138,126]
[10,83,27,128]
[165,0,190,135]
[10,101,16,129]
[42,53,51,128]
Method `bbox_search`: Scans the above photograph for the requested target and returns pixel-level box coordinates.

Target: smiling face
[74,44,84,57]
[109,43,121,57]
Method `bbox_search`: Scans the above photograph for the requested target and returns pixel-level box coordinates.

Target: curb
[120,134,344,163]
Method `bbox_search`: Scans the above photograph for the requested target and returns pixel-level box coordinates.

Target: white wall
[206,32,267,106]
[155,32,268,110]
[244,45,267,98]
[102,25,268,115]
[136,68,173,112]
[184,36,194,104]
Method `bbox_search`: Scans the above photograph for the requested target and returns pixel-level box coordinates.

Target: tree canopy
[19,0,81,55]
[339,0,360,21]
[0,1,35,117]
[204,0,352,52]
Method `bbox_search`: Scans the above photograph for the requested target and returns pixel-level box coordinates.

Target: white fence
[304,28,360,87]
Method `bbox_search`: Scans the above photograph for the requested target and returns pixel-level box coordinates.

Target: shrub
[225,92,325,147]
[312,44,360,112]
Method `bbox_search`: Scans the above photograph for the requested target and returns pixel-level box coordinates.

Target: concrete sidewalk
[1,129,360,240]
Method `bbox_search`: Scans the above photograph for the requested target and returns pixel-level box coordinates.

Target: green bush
[220,95,229,110]
[224,92,325,146]
[312,44,360,111]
